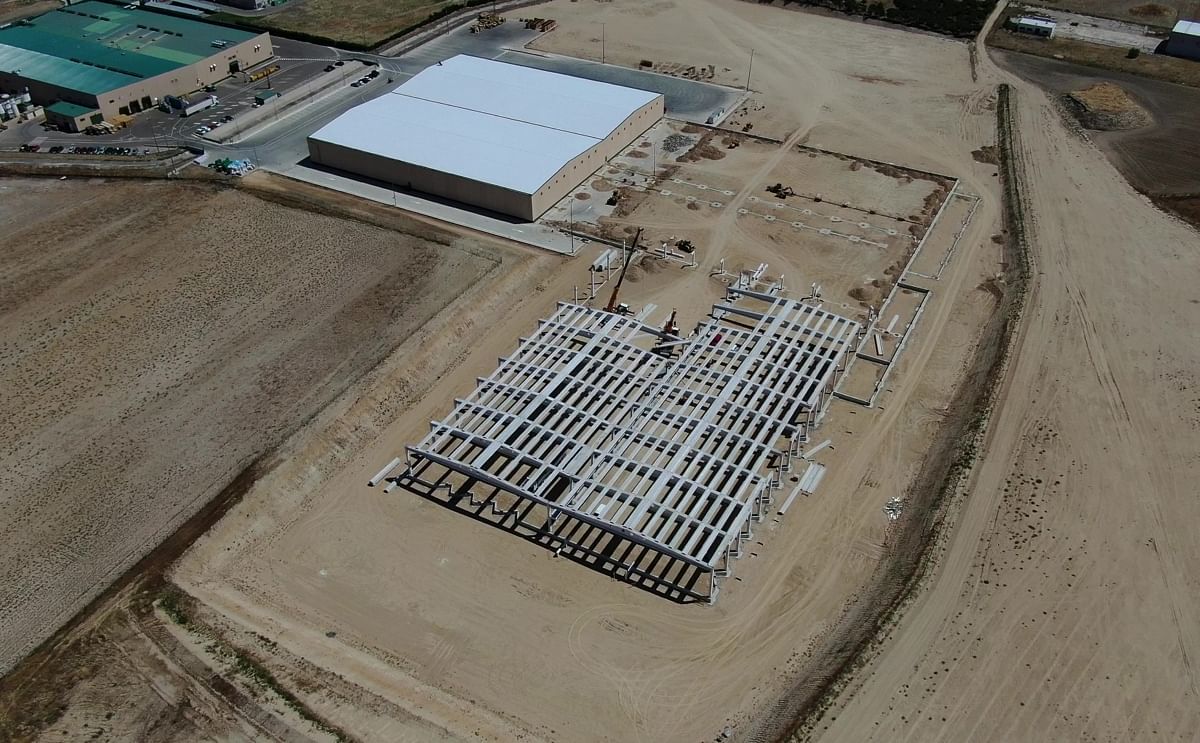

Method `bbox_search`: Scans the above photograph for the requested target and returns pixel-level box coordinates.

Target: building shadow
[391,458,713,604]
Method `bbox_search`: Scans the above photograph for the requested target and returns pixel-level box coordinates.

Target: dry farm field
[0,0,55,23]
[0,176,504,676]
[229,0,454,47]
[1029,0,1189,25]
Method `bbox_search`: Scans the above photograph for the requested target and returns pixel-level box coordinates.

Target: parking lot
[0,37,394,153]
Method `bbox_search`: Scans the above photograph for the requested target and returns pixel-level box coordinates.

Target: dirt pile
[1064,82,1152,130]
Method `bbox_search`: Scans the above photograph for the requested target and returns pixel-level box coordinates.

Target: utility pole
[569,196,575,254]
[601,23,606,64]
[745,48,755,91]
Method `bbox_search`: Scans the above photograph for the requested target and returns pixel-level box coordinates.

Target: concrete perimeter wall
[206,61,369,144]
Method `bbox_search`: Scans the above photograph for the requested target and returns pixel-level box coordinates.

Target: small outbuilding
[1165,20,1200,60]
[1013,16,1057,38]
[45,101,102,132]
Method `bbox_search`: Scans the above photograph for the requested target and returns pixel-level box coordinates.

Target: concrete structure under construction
[0,1,272,120]
[307,54,665,221]
[382,288,860,603]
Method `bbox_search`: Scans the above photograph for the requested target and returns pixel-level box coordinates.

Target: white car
[195,126,210,135]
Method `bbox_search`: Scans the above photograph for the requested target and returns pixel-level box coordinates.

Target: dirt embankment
[1063,82,1152,130]
[744,84,1031,742]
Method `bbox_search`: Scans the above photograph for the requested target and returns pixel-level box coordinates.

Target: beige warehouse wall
[1,33,273,120]
[308,138,536,220]
[530,94,665,218]
[98,33,274,118]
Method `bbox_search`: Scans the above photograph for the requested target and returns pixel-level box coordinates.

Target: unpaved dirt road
[810,7,1200,741]
[0,176,500,675]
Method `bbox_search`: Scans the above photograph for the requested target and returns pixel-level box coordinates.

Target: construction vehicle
[766,183,795,199]
[675,239,696,254]
[471,12,504,32]
[523,17,557,31]
[662,309,680,336]
[605,228,643,314]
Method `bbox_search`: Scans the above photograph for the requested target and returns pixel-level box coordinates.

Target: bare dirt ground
[12,1,1197,741]
[0,175,505,676]
[995,49,1200,193]
[1027,0,1186,26]
[0,0,55,24]
[993,48,1200,231]
[807,4,1200,741]
[154,1,1011,741]
[225,0,450,47]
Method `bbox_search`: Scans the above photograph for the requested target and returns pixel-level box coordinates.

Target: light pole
[601,23,606,64]
[569,197,575,254]
[745,48,755,91]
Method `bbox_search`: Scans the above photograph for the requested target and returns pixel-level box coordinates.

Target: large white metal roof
[1173,19,1200,36]
[397,54,661,139]
[309,93,598,195]
[308,55,662,196]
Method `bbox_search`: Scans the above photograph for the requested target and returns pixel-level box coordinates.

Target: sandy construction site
[3,0,1199,741]
[169,0,1003,739]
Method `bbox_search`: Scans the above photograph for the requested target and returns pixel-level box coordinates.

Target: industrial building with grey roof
[0,1,272,123]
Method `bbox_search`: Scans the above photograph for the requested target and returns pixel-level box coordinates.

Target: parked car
[351,81,361,88]
[334,60,344,66]
[222,115,234,122]
[324,64,335,72]
[195,126,210,135]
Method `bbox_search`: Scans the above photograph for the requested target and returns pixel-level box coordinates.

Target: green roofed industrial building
[0,0,272,121]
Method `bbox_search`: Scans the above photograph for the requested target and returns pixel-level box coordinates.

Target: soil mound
[1064,83,1152,131]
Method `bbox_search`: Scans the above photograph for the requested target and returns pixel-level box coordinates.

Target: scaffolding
[397,290,860,603]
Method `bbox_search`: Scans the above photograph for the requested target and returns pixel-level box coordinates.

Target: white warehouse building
[307,55,665,221]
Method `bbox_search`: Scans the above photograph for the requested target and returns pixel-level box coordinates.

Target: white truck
[181,95,218,117]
